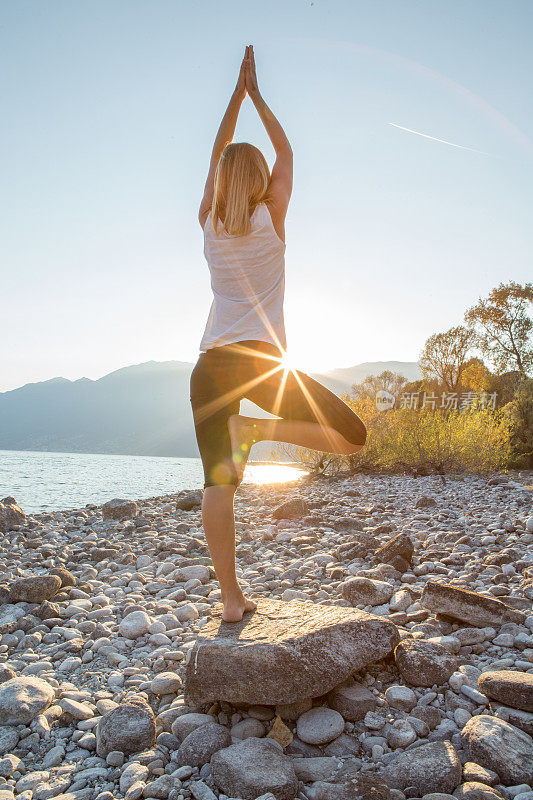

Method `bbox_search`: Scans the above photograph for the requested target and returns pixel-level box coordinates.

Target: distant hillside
[0,359,420,457]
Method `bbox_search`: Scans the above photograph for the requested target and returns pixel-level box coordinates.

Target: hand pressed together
[235,44,260,100]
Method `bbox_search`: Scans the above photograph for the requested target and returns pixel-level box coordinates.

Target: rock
[150,672,182,695]
[102,498,137,520]
[462,763,498,786]
[375,533,415,565]
[231,718,265,739]
[421,582,526,627]
[210,737,298,800]
[9,575,61,603]
[296,707,345,745]
[460,715,533,784]
[0,668,15,684]
[120,763,149,793]
[0,677,55,724]
[322,732,360,757]
[96,698,156,757]
[453,783,505,800]
[190,782,217,800]
[143,775,181,799]
[310,774,391,800]
[48,567,76,588]
[342,577,394,606]
[272,498,308,519]
[292,756,340,782]
[0,498,25,532]
[119,611,151,639]
[184,599,399,706]
[177,723,231,767]
[394,639,457,687]
[175,490,203,511]
[382,741,462,794]
[172,713,214,742]
[526,516,533,534]
[492,703,533,735]
[385,685,417,712]
[416,495,437,508]
[388,719,417,748]
[0,727,19,755]
[327,682,377,721]
[478,671,533,713]
[174,565,210,583]
[276,699,313,721]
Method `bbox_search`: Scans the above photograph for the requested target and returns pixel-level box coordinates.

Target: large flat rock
[184,599,399,707]
[421,581,526,627]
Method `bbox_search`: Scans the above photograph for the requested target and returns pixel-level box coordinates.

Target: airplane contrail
[388,122,490,155]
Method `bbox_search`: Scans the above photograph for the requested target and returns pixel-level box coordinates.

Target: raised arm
[245,46,293,230]
[198,48,248,229]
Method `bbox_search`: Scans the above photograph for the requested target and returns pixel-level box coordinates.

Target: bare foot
[227,415,260,484]
[221,593,257,623]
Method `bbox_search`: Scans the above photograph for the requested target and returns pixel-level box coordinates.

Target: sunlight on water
[244,463,308,484]
[0,450,307,513]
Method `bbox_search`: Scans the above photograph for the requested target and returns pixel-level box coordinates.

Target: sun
[280,349,297,372]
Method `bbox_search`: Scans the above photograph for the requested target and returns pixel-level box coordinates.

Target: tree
[459,357,492,393]
[464,281,533,376]
[349,370,408,402]
[419,326,476,392]
[500,377,533,467]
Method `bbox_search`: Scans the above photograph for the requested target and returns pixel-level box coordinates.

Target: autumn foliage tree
[464,281,533,376]
[419,326,476,392]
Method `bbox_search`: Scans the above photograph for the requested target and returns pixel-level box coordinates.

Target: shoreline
[1,471,532,800]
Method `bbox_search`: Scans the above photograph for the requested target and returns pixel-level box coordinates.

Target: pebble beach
[1,470,532,800]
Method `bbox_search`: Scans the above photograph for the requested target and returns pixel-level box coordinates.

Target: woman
[190,46,367,622]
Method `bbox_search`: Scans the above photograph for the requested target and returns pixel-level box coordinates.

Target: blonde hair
[211,142,271,237]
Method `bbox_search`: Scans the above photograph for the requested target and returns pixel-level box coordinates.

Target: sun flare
[243,463,308,485]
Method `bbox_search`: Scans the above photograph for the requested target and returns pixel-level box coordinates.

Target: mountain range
[0,359,421,457]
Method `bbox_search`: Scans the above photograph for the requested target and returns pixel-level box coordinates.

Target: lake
[0,450,306,514]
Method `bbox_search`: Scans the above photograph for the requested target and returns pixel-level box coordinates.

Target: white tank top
[199,202,287,351]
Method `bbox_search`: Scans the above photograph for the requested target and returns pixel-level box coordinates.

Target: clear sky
[1,0,532,392]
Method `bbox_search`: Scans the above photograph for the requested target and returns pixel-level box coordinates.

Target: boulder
[460,714,533,784]
[394,639,457,687]
[0,677,55,725]
[375,533,415,565]
[177,722,231,767]
[382,741,462,794]
[0,499,25,532]
[175,490,203,511]
[421,582,526,627]
[342,578,394,606]
[210,737,298,800]
[102,498,137,521]
[272,499,308,520]
[184,599,399,706]
[9,575,61,604]
[96,698,156,757]
[478,671,533,713]
[327,682,377,721]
